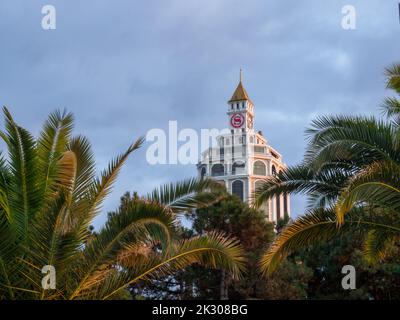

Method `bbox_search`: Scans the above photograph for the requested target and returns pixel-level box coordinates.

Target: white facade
[197,74,290,223]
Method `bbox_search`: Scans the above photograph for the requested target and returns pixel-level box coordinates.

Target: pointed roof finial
[228,68,252,103]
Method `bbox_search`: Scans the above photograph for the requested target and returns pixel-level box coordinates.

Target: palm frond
[305,115,398,169]
[336,161,400,224]
[67,200,173,300]
[253,165,350,209]
[259,208,340,276]
[98,231,246,300]
[385,63,400,94]
[0,108,251,300]
[0,257,15,299]
[74,137,144,231]
[363,229,397,265]
[10,190,81,299]
[381,97,400,126]
[67,136,96,202]
[0,155,11,222]
[56,151,77,195]
[37,109,74,202]
[2,107,40,240]
[147,177,226,213]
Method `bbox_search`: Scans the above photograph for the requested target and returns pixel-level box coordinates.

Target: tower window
[253,161,266,175]
[231,104,233,110]
[236,103,239,109]
[242,102,245,108]
[254,146,265,154]
[232,180,244,201]
[232,161,245,175]
[211,164,224,177]
[200,167,207,179]
[272,165,277,176]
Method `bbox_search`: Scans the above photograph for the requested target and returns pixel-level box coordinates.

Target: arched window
[200,166,207,179]
[211,164,224,176]
[271,165,277,176]
[232,161,245,175]
[253,161,266,175]
[232,180,244,201]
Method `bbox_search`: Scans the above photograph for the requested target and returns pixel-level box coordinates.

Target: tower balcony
[200,146,247,162]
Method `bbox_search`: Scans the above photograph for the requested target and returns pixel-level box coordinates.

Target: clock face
[230,113,245,128]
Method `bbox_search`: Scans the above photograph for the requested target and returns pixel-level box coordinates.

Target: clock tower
[197,71,291,224]
[227,69,254,133]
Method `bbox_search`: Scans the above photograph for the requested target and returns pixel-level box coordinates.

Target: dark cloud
[0,0,399,227]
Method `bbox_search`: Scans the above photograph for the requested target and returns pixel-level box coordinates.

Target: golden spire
[228,68,252,103]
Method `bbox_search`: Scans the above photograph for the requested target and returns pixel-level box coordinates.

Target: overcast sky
[0,0,399,228]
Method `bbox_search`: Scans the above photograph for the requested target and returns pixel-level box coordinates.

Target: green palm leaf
[98,231,246,300]
[147,177,226,213]
[305,115,398,168]
[74,137,144,232]
[0,108,248,300]
[37,109,74,203]
[336,161,400,224]
[253,165,351,209]
[67,200,174,300]
[385,63,400,94]
[1,107,40,241]
[67,135,96,202]
[259,208,340,276]
[363,229,397,265]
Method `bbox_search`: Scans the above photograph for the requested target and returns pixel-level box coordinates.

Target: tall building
[197,71,290,222]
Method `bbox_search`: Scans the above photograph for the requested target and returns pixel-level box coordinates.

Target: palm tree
[0,107,245,299]
[255,63,400,275]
